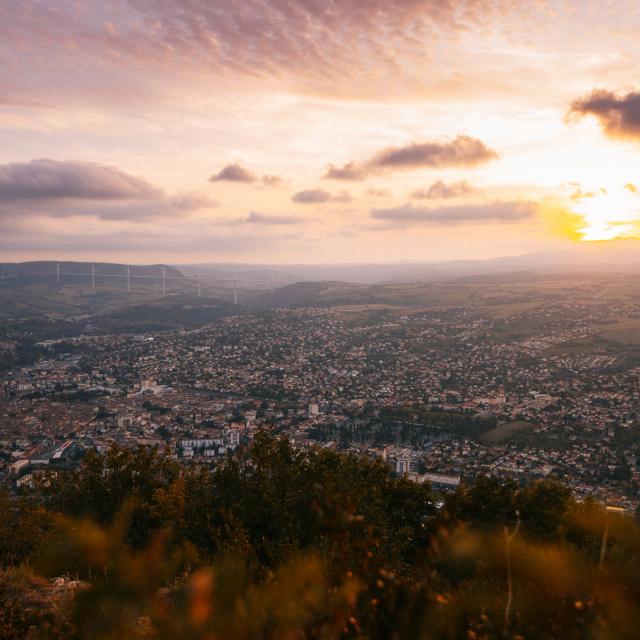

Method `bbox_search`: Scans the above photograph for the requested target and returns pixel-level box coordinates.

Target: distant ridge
[0,261,185,288]
[177,239,640,285]
[0,261,240,334]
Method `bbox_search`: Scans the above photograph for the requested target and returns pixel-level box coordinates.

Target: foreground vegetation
[1,433,639,639]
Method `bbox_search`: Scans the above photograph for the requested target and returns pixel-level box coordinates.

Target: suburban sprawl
[2,292,640,513]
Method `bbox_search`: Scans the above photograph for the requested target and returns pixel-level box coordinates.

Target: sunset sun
[571,185,640,241]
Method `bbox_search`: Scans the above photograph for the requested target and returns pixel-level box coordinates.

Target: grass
[597,317,640,345]
[482,420,536,444]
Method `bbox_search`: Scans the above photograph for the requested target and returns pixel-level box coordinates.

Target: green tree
[457,475,518,528]
[517,480,572,540]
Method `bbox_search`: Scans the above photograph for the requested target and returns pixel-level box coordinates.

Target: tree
[45,445,181,549]
[517,480,572,540]
[457,476,518,528]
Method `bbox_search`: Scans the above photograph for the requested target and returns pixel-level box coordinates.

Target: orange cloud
[325,136,497,181]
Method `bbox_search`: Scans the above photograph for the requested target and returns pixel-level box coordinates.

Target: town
[2,301,639,512]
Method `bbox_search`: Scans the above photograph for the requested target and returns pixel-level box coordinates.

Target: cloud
[569,188,597,201]
[373,136,497,170]
[332,190,353,203]
[0,1,511,99]
[0,159,161,200]
[0,159,215,222]
[210,165,284,186]
[1,194,215,223]
[569,89,640,139]
[371,201,537,225]
[411,180,478,200]
[210,163,258,183]
[366,187,391,198]
[245,211,307,225]
[291,188,354,204]
[73,201,175,222]
[169,192,219,210]
[325,135,497,180]
[292,189,332,204]
[262,175,283,187]
[325,162,370,181]
[0,224,308,257]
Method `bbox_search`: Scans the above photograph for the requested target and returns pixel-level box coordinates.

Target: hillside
[251,270,640,314]
[0,261,185,289]
[5,262,640,348]
[1,435,639,639]
[0,261,241,338]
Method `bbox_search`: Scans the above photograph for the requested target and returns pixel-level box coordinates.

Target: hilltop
[0,261,240,339]
[1,436,639,639]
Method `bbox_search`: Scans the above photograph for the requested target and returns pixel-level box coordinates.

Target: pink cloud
[0,1,517,92]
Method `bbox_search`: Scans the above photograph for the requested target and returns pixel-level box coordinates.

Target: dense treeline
[0,338,48,372]
[1,433,639,639]
[377,405,498,437]
[309,417,447,448]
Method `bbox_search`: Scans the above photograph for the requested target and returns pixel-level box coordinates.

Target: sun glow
[570,186,640,241]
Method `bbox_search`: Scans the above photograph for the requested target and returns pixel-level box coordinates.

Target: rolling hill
[0,261,241,336]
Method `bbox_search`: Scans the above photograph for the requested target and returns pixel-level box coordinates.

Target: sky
[2,0,640,264]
